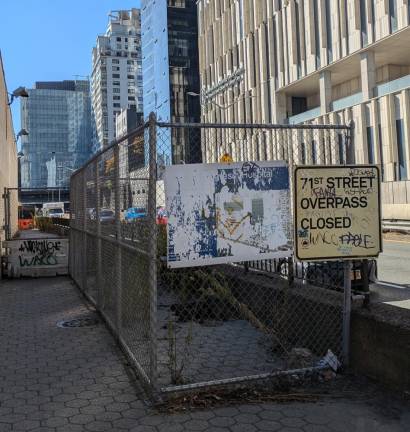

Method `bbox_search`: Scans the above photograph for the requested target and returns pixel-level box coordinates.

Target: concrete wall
[0,52,18,245]
[381,180,410,219]
[351,303,410,392]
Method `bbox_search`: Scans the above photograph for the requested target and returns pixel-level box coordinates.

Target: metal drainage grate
[57,316,100,328]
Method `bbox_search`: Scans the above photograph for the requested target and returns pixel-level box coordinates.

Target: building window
[338,134,345,164]
[112,66,120,71]
[113,103,120,108]
[113,81,120,86]
[116,37,121,42]
[113,88,120,93]
[301,142,306,164]
[389,0,398,32]
[366,127,375,164]
[112,59,119,64]
[325,0,333,63]
[378,124,385,181]
[238,0,244,41]
[295,0,302,78]
[396,119,407,180]
[292,97,307,116]
[313,0,321,68]
[113,95,120,100]
[360,0,368,46]
[112,74,120,78]
[311,141,317,164]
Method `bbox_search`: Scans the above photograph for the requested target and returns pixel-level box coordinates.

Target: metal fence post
[3,188,10,241]
[114,144,122,335]
[95,160,102,309]
[148,112,158,390]
[343,260,352,366]
[82,171,87,292]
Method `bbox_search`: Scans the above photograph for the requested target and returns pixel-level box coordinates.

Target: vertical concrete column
[360,51,376,101]
[319,70,332,115]
[273,91,287,123]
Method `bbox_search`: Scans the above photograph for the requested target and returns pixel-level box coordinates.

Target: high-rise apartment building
[91,9,143,151]
[198,0,410,219]
[141,0,201,164]
[20,80,93,189]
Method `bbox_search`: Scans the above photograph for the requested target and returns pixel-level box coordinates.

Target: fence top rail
[71,118,353,178]
[156,121,352,131]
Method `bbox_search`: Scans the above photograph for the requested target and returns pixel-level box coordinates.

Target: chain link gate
[69,114,353,396]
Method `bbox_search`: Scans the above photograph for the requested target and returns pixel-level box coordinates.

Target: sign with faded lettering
[165,161,292,268]
[294,165,381,260]
[4,238,69,277]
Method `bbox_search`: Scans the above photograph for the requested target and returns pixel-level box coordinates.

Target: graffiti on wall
[4,238,69,277]
[18,240,63,267]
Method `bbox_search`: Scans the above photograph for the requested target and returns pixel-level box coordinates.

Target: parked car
[99,209,115,224]
[125,207,146,222]
[304,259,377,292]
[156,207,168,225]
[47,208,64,218]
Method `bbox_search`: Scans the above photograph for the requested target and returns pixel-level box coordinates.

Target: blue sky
[0,0,141,135]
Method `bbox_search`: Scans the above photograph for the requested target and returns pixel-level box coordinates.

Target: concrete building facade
[91,9,143,151]
[198,0,410,219]
[0,52,18,242]
[141,0,201,164]
[20,81,93,189]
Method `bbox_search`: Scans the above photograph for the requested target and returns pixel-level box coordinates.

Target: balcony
[375,74,410,97]
[288,107,321,124]
[330,92,363,112]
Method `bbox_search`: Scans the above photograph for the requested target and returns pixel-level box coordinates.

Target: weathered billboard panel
[165,161,291,268]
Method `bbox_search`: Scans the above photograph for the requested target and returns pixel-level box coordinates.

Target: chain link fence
[69,115,353,395]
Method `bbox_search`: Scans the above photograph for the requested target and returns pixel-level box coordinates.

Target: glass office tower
[20,81,93,189]
[141,0,201,164]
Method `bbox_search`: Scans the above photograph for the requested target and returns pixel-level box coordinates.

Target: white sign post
[165,161,292,268]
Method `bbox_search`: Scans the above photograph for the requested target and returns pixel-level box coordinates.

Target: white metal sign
[165,161,291,268]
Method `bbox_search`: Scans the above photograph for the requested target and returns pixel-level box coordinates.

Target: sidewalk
[0,277,409,432]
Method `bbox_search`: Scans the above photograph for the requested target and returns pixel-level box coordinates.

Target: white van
[42,202,65,218]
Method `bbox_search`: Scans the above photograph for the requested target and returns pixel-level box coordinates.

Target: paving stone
[209,416,236,427]
[13,419,41,431]
[84,420,113,431]
[69,413,95,425]
[280,417,306,428]
[182,419,210,431]
[303,425,331,432]
[255,419,282,431]
[157,422,184,432]
[44,416,69,428]
[234,413,260,423]
[230,425,258,432]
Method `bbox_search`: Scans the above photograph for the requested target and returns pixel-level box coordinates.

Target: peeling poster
[164,161,292,268]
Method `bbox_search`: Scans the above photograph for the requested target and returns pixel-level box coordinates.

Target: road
[378,239,410,286]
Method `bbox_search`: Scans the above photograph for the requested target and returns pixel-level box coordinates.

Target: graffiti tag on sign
[294,165,382,260]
